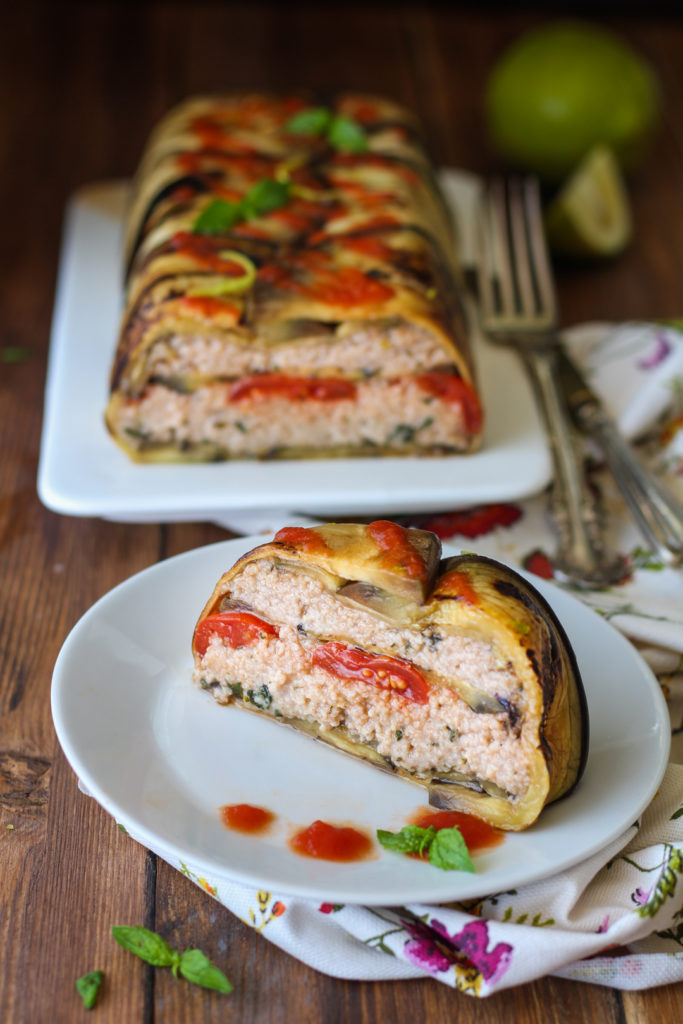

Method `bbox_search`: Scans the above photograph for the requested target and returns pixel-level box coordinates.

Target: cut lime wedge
[545,145,632,260]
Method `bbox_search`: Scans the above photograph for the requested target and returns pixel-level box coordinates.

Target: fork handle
[522,347,629,588]
[573,404,683,565]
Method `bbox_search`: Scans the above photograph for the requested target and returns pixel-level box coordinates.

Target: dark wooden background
[1,2,681,1020]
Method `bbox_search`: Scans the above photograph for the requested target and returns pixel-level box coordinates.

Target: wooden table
[1,3,681,1020]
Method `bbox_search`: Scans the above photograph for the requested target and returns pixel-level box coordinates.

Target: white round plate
[51,537,670,905]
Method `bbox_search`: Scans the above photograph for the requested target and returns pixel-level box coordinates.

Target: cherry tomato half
[415,372,483,435]
[228,374,357,402]
[194,611,278,657]
[312,641,430,704]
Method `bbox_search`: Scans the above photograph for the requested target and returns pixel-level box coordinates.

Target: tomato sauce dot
[220,803,275,834]
[288,820,374,862]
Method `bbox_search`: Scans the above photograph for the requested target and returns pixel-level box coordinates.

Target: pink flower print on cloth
[402,916,513,985]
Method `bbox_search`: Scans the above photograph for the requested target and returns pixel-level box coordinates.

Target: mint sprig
[377,824,475,873]
[428,827,475,872]
[285,106,368,153]
[376,824,436,857]
[75,970,104,1010]
[193,179,291,235]
[112,925,232,994]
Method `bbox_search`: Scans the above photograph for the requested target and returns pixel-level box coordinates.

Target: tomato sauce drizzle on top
[367,519,425,579]
[438,569,479,606]
[274,525,330,554]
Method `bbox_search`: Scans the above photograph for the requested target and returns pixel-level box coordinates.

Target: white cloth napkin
[89,322,683,995]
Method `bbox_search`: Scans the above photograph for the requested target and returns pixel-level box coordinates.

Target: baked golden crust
[106,94,483,461]
[192,522,588,830]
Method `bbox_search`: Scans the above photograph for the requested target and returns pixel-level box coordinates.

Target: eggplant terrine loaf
[192,522,588,830]
[106,93,482,460]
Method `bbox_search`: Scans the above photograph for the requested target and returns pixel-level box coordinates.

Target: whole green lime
[485,21,661,182]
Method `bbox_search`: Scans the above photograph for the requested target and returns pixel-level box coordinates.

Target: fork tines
[479,177,557,334]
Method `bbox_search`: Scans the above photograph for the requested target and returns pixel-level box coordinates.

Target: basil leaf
[327,114,368,153]
[178,948,233,993]
[285,106,332,136]
[376,825,436,856]
[111,925,180,968]
[193,198,243,235]
[241,178,291,219]
[75,970,104,1010]
[428,826,475,873]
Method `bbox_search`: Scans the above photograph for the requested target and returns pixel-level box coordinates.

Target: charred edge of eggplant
[462,554,589,790]
[111,262,261,391]
[126,174,212,276]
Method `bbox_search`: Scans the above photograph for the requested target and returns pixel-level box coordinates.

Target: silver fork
[478,177,629,588]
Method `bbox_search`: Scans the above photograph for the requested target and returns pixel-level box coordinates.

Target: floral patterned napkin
[94,322,683,995]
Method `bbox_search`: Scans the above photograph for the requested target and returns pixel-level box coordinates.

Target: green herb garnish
[428,828,475,872]
[175,948,233,992]
[285,106,368,153]
[75,970,104,1010]
[327,114,368,153]
[285,106,333,136]
[112,925,178,967]
[240,178,291,217]
[376,824,475,872]
[193,179,291,235]
[377,825,436,857]
[112,926,232,994]
[193,199,243,235]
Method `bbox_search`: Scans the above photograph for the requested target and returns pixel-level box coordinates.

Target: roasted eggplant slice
[192,522,588,830]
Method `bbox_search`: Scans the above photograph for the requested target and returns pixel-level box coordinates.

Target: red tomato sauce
[339,236,395,260]
[189,115,263,154]
[180,295,241,321]
[409,808,503,853]
[367,519,426,580]
[168,232,253,274]
[176,151,271,177]
[274,526,330,554]
[220,803,275,834]
[288,820,373,862]
[438,570,479,606]
[293,267,394,306]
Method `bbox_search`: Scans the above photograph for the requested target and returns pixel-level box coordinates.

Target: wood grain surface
[1,2,681,1021]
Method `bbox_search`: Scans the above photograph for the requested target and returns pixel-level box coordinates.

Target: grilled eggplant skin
[192,523,588,831]
[427,554,588,829]
[193,521,442,622]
